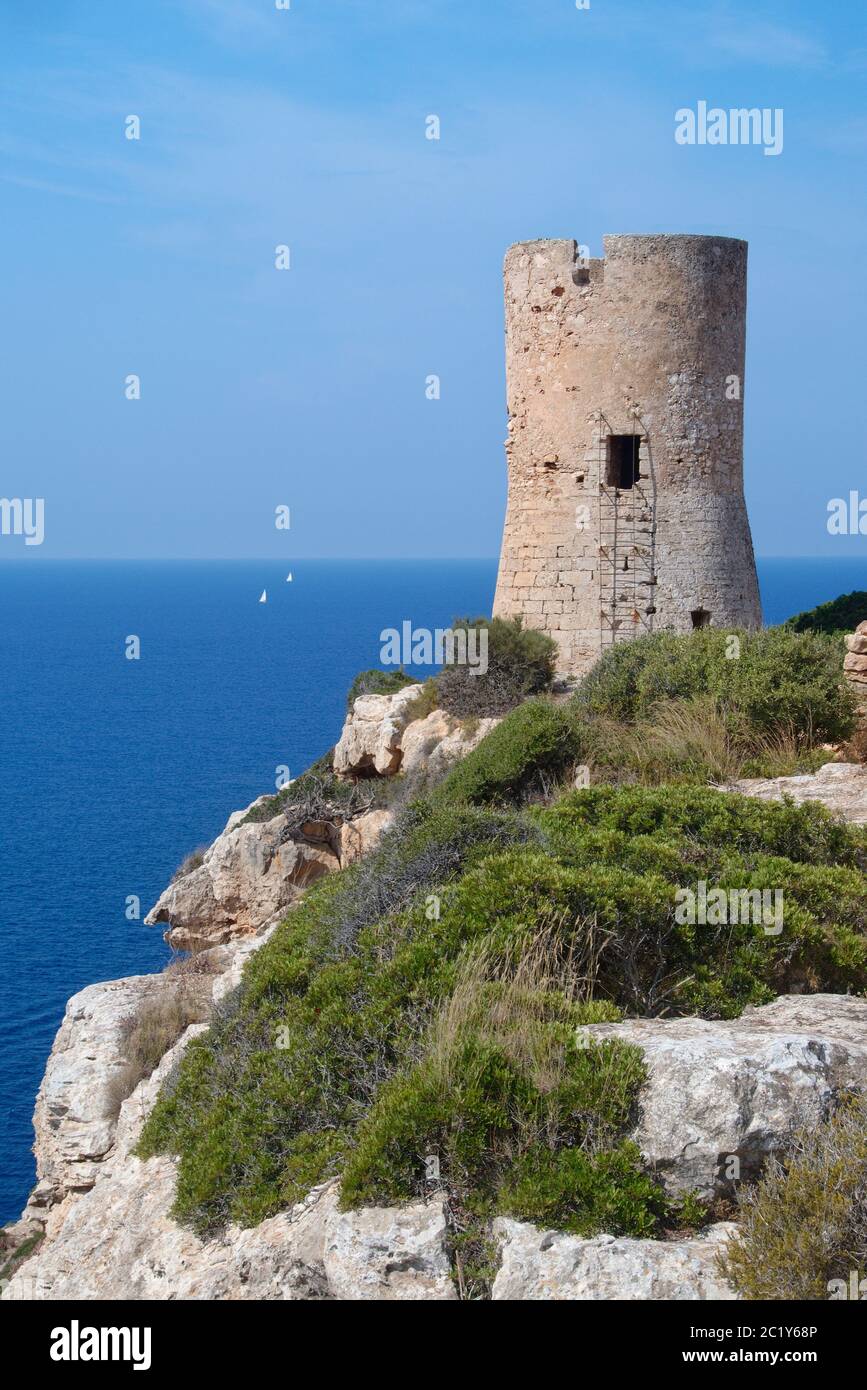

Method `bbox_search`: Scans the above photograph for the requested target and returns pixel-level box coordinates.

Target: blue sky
[1,0,865,558]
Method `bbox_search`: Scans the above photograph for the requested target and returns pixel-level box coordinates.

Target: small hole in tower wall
[605,436,641,489]
[691,608,711,630]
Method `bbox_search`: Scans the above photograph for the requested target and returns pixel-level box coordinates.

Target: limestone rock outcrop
[585,994,867,1198]
[3,926,461,1302]
[145,801,337,949]
[323,1200,457,1301]
[26,975,181,1209]
[333,688,497,781]
[5,1008,456,1302]
[338,809,394,866]
[12,675,867,1300]
[145,694,497,950]
[333,685,425,776]
[5,1029,342,1301]
[399,708,499,780]
[12,985,867,1300]
[492,1220,737,1301]
[727,761,867,825]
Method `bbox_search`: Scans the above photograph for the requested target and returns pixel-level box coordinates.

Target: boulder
[726,761,867,824]
[333,685,425,777]
[400,709,499,780]
[339,809,393,866]
[332,687,499,784]
[323,1198,457,1301]
[584,994,867,1198]
[492,1220,736,1300]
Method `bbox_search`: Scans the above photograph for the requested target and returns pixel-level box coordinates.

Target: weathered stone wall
[493,234,763,674]
[844,621,867,724]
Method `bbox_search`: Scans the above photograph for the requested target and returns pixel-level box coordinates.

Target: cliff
[4,643,867,1302]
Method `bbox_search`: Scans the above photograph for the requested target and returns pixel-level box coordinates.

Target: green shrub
[139,780,867,1235]
[535,784,865,870]
[786,590,867,636]
[435,616,558,718]
[453,850,867,1019]
[342,1032,662,1238]
[346,668,415,709]
[315,799,541,958]
[341,938,636,1219]
[499,1142,667,1237]
[722,1096,867,1300]
[575,627,854,745]
[433,698,579,806]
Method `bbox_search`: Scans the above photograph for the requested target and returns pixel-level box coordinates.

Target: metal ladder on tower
[597,413,657,649]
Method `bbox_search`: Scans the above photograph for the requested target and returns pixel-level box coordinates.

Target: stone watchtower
[493,234,762,675]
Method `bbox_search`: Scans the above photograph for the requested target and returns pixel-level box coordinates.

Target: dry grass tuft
[721,1095,867,1300]
[107,971,212,1116]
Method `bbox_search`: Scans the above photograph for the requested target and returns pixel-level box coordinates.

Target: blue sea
[1,555,865,1224]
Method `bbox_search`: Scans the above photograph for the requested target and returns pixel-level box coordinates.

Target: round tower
[493,234,763,675]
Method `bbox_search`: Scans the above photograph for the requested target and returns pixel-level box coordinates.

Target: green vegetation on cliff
[138,622,866,1246]
[785,589,867,637]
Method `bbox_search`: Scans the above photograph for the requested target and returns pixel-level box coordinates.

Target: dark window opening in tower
[606,435,641,489]
[691,608,711,629]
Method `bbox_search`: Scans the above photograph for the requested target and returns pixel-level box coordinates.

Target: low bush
[575,627,854,746]
[345,668,415,710]
[535,784,865,870]
[138,781,867,1233]
[303,798,541,959]
[436,617,558,718]
[341,939,658,1231]
[721,1096,867,1300]
[240,768,376,833]
[445,849,867,1020]
[433,699,579,807]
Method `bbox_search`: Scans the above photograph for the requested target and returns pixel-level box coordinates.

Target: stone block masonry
[493,234,763,675]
